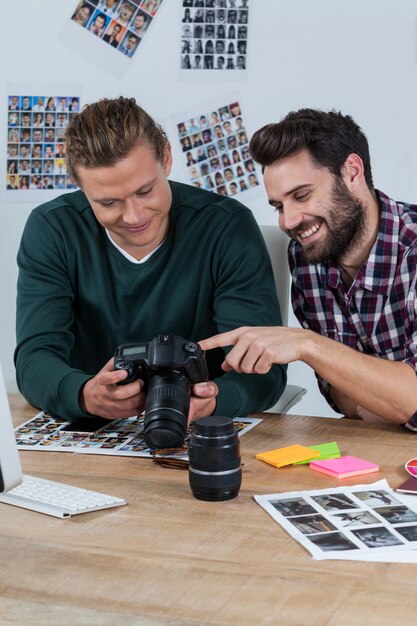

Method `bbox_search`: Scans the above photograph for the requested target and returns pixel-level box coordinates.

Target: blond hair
[66,96,169,184]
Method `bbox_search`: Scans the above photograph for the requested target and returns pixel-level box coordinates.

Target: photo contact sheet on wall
[176,99,260,196]
[181,0,248,70]
[71,0,163,58]
[6,95,80,191]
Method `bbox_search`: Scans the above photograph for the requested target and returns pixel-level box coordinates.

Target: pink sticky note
[310,455,379,479]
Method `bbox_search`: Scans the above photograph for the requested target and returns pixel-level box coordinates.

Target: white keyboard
[0,474,127,518]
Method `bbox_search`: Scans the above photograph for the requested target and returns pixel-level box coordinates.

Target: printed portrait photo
[70,0,164,57]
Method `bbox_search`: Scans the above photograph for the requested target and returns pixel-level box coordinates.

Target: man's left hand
[189,381,218,423]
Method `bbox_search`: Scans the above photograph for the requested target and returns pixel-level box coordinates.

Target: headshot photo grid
[181,0,249,70]
[256,484,417,559]
[71,0,163,58]
[6,95,80,191]
[177,100,259,197]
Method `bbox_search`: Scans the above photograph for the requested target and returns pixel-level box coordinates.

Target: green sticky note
[293,442,340,465]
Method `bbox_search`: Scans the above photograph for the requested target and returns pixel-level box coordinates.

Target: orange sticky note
[256,444,320,468]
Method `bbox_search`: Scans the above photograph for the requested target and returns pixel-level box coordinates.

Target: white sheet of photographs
[177,100,259,196]
[14,411,261,458]
[6,95,80,191]
[254,479,417,560]
[181,0,248,70]
[71,0,163,58]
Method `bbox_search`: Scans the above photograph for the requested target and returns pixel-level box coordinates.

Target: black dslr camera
[114,335,208,449]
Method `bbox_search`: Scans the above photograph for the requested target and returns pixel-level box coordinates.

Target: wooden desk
[2,395,416,626]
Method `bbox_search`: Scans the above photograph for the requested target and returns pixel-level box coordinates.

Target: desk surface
[2,395,416,626]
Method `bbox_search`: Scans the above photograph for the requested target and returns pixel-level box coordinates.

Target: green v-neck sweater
[15,181,286,420]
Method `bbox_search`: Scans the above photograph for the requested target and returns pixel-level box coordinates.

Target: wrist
[79,379,92,414]
[298,328,318,364]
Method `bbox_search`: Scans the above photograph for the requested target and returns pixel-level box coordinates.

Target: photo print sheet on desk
[176,98,260,196]
[6,94,80,192]
[15,412,261,459]
[254,479,417,561]
[181,0,249,71]
[70,0,164,59]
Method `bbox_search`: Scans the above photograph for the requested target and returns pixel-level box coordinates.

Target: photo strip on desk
[255,479,417,561]
[15,411,261,460]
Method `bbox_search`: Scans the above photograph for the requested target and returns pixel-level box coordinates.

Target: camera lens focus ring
[188,416,242,501]
[143,371,190,449]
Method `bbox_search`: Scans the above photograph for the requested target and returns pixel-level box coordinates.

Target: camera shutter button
[184,342,198,353]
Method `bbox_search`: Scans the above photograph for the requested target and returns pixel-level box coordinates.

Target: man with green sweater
[15,96,286,423]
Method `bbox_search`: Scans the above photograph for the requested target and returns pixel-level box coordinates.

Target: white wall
[1,0,417,418]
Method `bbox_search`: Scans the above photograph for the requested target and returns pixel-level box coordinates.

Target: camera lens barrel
[188,416,242,501]
[143,371,190,449]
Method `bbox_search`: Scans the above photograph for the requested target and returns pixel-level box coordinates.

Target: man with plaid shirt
[200,108,417,428]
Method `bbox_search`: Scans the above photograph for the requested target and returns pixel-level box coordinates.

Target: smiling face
[76,141,173,260]
[264,149,366,264]
[76,6,91,21]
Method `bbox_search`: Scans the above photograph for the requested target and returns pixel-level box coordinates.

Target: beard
[291,177,367,264]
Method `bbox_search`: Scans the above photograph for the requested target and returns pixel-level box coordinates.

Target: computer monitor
[0,362,23,492]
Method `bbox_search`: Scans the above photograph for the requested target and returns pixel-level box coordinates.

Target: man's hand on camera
[80,357,146,419]
[189,381,218,423]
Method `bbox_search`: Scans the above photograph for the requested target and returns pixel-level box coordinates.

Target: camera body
[114,334,208,386]
[114,335,208,449]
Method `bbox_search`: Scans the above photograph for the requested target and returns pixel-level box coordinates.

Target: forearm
[328,386,360,418]
[302,331,417,423]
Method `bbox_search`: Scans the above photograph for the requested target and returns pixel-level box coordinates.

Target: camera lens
[188,416,242,501]
[143,371,190,449]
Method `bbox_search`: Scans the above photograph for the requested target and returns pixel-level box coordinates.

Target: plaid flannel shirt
[288,189,417,430]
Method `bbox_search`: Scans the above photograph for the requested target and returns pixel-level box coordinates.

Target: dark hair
[249,108,374,189]
[66,96,169,184]
[94,12,106,23]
